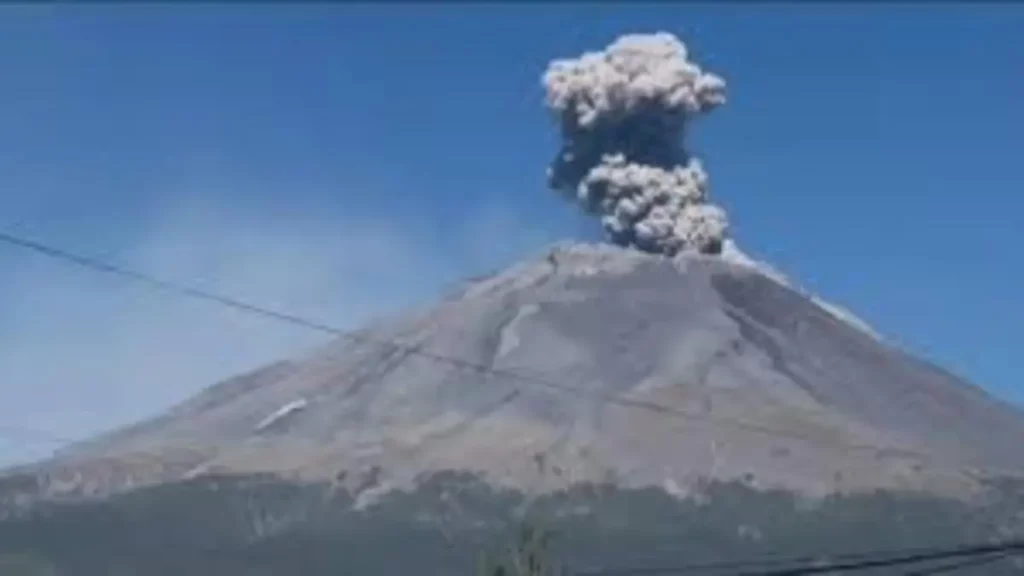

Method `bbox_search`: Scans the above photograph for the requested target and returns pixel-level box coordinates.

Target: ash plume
[543,32,729,256]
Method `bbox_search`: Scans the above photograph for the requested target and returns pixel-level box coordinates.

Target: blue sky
[0,4,1022,465]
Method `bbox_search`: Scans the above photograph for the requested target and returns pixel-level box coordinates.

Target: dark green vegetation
[1,472,1023,576]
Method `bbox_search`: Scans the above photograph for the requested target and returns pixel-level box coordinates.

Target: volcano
[12,242,1024,504]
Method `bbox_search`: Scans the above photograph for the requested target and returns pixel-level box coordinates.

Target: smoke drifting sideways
[543,32,730,257]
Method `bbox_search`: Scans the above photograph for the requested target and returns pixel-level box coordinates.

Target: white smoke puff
[543,32,730,257]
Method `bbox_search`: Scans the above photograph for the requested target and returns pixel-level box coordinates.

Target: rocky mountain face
[6,243,1024,505]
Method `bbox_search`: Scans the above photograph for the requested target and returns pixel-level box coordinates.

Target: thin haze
[1,5,1022,465]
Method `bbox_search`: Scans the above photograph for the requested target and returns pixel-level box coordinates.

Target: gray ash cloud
[543,32,729,256]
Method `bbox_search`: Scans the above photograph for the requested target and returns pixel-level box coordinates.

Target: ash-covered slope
[23,243,1024,501]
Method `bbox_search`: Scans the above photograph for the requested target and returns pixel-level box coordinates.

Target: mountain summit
[20,242,1024,502]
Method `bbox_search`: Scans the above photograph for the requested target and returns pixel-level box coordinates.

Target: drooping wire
[904,551,1012,576]
[578,540,1024,576]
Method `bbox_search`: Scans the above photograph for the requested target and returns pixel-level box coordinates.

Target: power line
[0,229,928,461]
[904,552,1012,576]
[577,542,1013,576]
[746,541,1020,576]
[580,540,1024,576]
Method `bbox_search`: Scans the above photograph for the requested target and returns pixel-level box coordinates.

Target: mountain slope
[17,243,1024,501]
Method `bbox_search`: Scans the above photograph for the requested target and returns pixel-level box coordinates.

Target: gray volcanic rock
[11,243,1024,502]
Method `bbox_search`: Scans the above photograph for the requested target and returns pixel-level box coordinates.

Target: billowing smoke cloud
[543,32,729,256]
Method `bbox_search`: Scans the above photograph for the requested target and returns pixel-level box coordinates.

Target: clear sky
[0,4,1021,465]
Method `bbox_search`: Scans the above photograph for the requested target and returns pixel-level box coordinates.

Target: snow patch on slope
[810,299,883,341]
[720,240,792,287]
[497,304,542,358]
[255,399,308,432]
